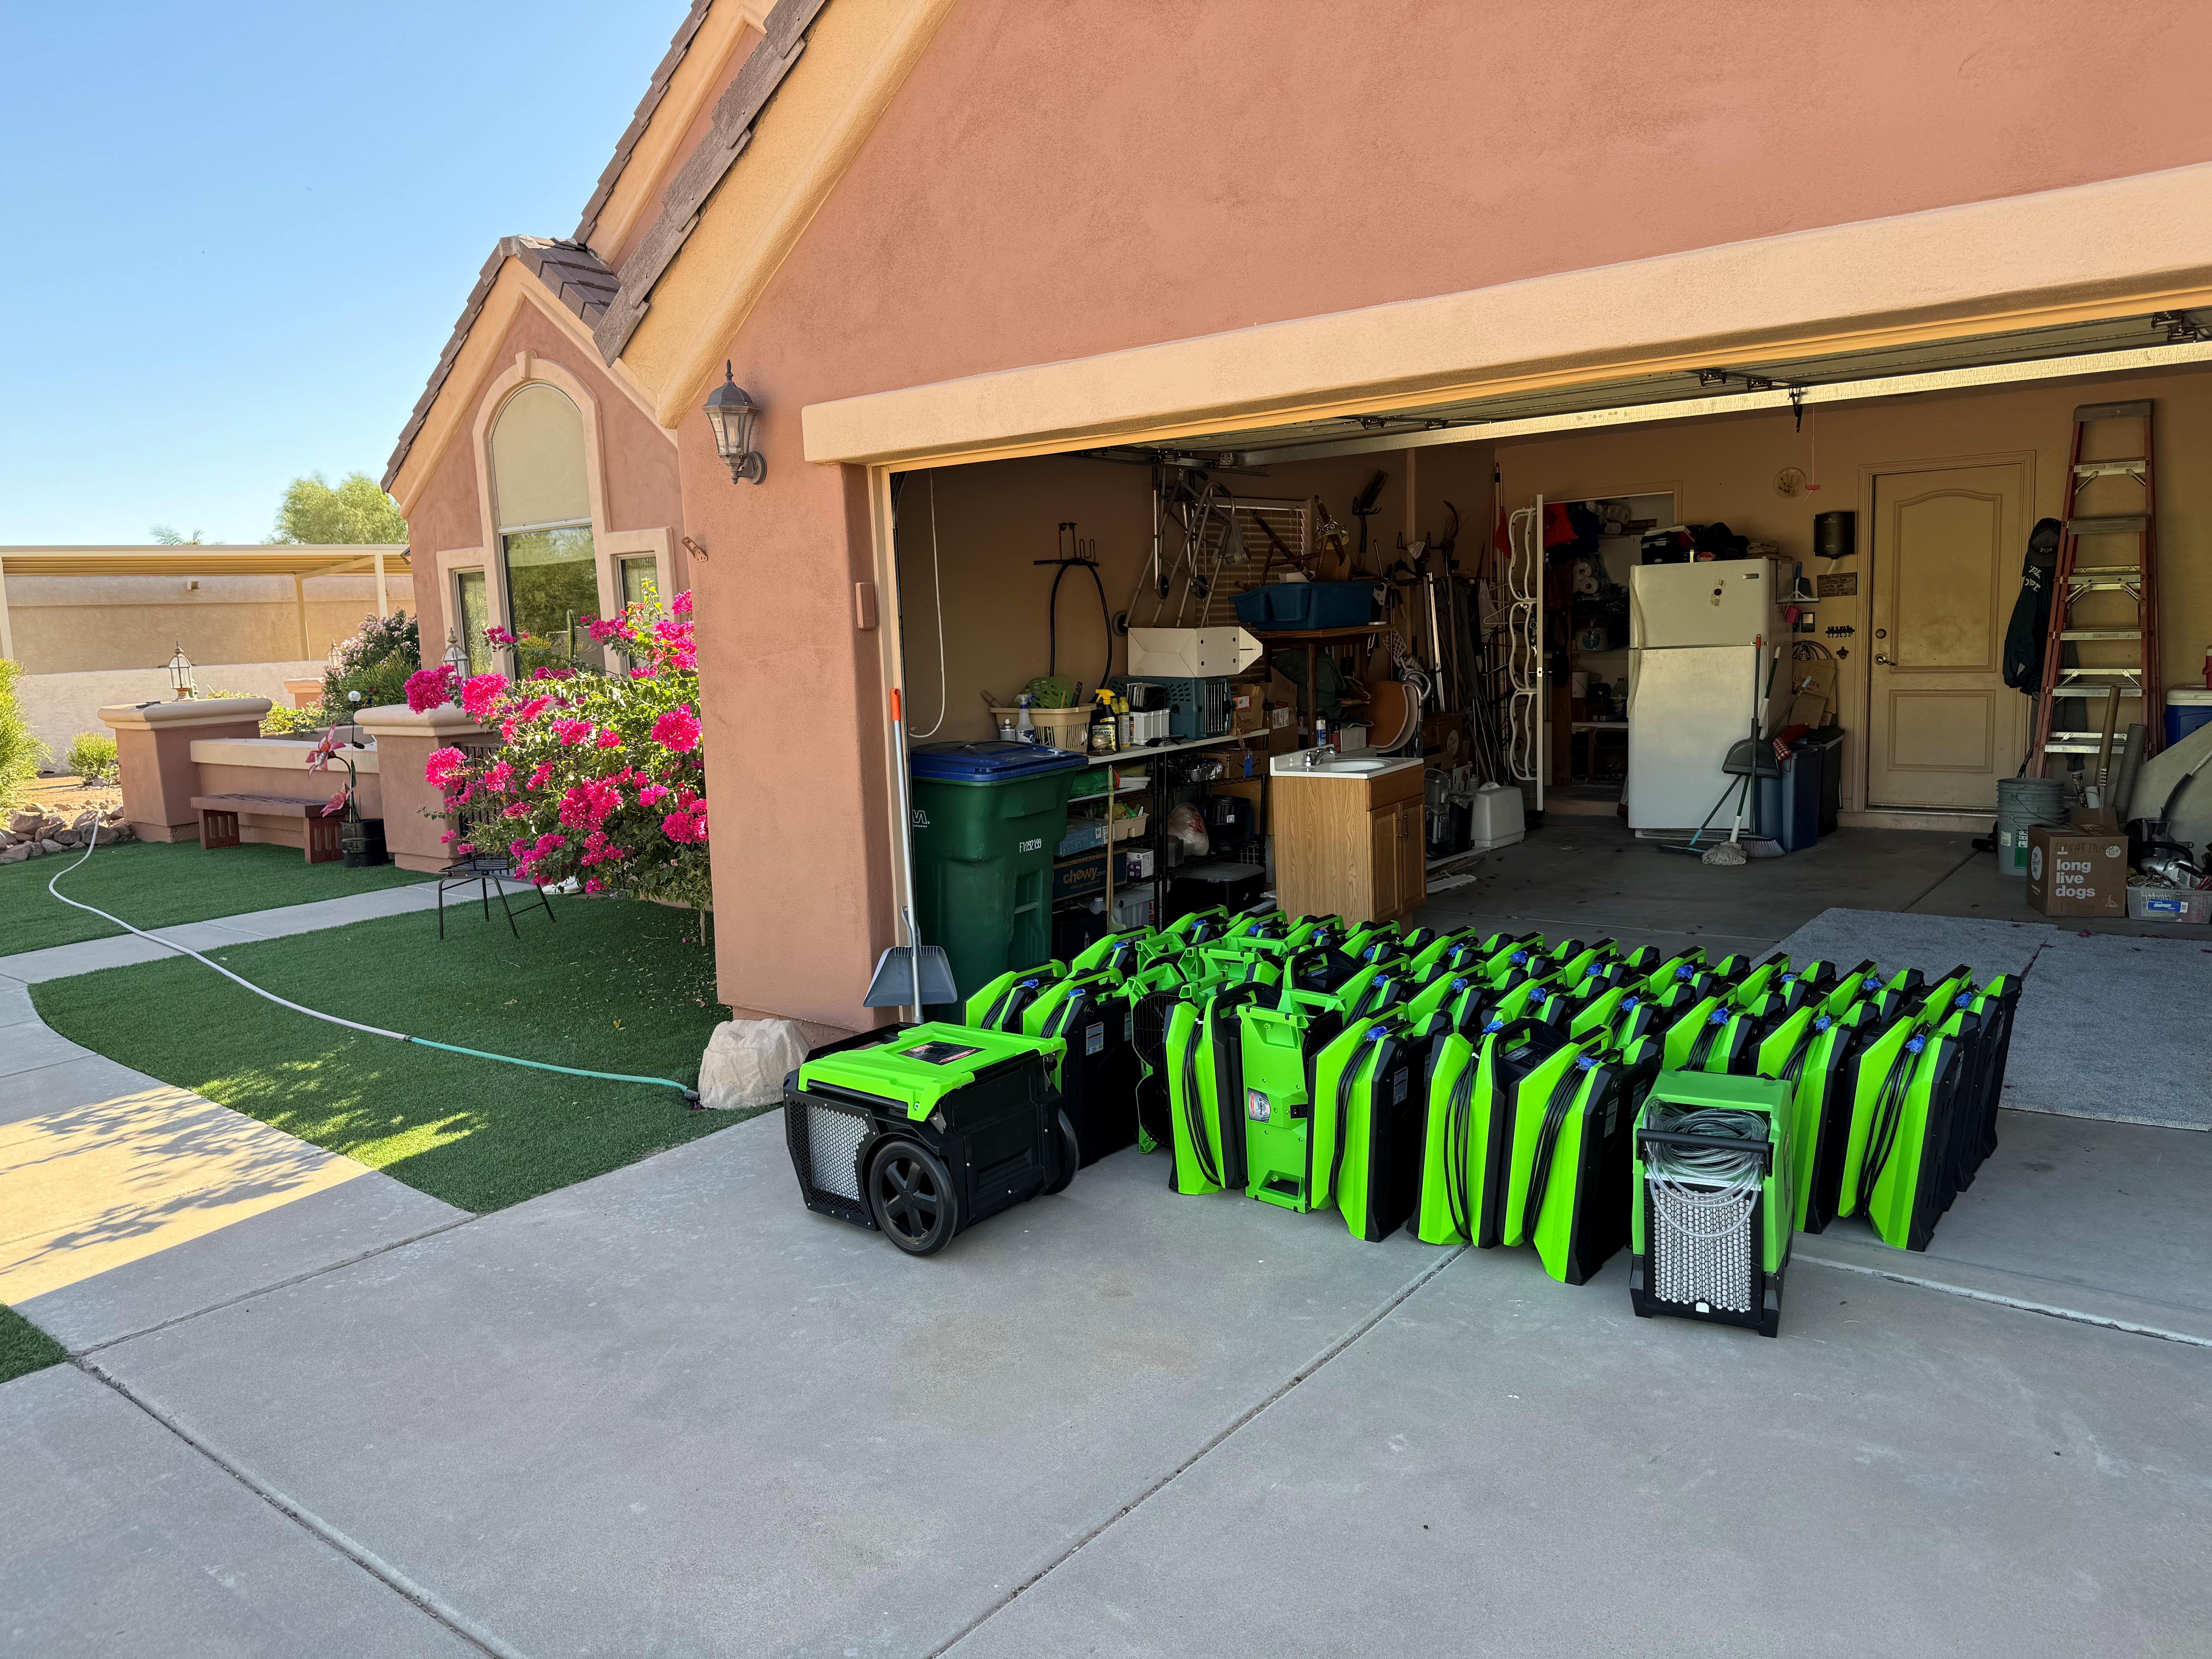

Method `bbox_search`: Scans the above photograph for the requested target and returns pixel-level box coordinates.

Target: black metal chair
[436,792,556,940]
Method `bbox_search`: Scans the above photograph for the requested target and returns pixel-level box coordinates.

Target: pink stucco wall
[681,0,2212,1025]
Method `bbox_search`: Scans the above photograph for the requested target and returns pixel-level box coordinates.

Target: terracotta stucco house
[385,0,2212,1034]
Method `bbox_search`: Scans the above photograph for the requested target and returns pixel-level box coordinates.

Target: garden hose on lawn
[46,826,704,1106]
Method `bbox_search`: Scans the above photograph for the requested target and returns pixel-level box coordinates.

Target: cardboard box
[2069,803,2121,834]
[2025,825,2127,917]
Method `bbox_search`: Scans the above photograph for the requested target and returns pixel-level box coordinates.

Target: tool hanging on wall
[1350,471,1388,571]
[1038,522,1114,694]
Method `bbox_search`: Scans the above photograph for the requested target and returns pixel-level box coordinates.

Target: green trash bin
[908,741,1088,1012]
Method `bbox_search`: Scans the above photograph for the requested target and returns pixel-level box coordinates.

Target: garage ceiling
[1090,308,2212,469]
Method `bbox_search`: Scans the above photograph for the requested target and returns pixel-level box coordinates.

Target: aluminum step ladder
[2029,400,2162,774]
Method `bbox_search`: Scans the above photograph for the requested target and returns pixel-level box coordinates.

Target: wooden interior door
[1867,462,2029,809]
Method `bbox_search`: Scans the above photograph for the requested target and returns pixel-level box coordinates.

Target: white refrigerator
[1626,562,1784,831]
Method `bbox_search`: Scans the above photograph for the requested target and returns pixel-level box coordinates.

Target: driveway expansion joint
[928,1243,1468,1659]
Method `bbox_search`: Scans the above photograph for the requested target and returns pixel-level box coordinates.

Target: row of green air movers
[780,912,2022,1310]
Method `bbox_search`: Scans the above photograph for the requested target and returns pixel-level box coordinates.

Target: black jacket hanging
[2001,518,2063,695]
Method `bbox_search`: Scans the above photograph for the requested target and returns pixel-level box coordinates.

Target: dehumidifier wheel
[1042,1107,1080,1195]
[868,1139,959,1256]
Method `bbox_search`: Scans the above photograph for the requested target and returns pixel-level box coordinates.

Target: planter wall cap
[189,737,382,773]
[99,698,272,732]
[351,703,493,739]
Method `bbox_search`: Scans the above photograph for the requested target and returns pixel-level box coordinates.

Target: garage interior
[878,309,2212,1336]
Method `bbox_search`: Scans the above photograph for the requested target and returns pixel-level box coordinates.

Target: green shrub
[66,730,118,784]
[259,704,328,735]
[318,612,419,719]
[0,659,50,807]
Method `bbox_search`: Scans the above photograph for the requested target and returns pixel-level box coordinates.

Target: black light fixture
[166,643,196,699]
[703,363,765,484]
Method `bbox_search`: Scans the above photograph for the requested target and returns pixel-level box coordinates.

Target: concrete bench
[191,794,346,864]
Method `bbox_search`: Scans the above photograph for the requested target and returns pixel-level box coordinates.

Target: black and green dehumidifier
[1499,1041,1632,1284]
[1629,1072,1795,1335]
[783,1023,1076,1256]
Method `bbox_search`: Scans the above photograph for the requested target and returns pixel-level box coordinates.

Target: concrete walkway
[0,885,471,1353]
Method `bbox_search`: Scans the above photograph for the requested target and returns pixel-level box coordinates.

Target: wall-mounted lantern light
[703,363,765,484]
[166,643,196,699]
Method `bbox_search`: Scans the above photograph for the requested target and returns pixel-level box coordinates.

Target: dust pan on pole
[865,907,958,1008]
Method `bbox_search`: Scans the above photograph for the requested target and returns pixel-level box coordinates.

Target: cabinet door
[1397,802,1425,915]
[1368,807,1400,921]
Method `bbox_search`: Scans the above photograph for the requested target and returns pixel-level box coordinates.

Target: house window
[619,555,660,611]
[490,382,601,671]
[455,569,491,673]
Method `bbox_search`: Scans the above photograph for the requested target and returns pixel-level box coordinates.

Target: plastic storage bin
[1467,781,1527,851]
[2166,690,2212,749]
[1231,580,1377,630]
[908,742,1087,1012]
[1754,742,1821,853]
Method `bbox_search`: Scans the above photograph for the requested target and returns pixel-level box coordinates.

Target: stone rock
[0,843,29,863]
[5,810,40,836]
[38,838,65,854]
[52,830,79,848]
[697,1018,812,1111]
[0,829,13,848]
[72,810,101,832]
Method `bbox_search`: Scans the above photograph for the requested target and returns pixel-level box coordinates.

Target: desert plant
[260,704,329,735]
[65,730,119,785]
[0,659,50,807]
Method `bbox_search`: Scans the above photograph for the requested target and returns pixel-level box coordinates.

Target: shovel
[864,687,957,1013]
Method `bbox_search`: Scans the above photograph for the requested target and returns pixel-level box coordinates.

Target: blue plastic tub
[1231,580,1376,630]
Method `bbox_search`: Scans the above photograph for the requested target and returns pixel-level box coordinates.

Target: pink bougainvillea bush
[424,591,710,906]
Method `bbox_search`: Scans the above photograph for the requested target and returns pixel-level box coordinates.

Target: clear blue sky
[0,1,680,546]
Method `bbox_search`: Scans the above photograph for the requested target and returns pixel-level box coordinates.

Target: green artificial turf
[32,895,752,1213]
[0,1304,67,1384]
[0,839,433,956]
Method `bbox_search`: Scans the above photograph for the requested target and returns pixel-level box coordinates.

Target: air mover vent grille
[785,1096,873,1226]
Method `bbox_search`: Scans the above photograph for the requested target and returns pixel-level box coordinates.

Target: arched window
[489,383,598,670]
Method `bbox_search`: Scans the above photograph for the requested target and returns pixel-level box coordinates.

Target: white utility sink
[1270,752,1421,778]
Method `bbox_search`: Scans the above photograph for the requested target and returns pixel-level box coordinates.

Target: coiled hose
[45,824,701,1105]
[1645,1104,1769,1240]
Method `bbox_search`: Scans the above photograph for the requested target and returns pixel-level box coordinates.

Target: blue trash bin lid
[909,740,1088,782]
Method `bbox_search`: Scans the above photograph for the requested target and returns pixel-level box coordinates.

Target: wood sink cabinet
[1273,764,1426,924]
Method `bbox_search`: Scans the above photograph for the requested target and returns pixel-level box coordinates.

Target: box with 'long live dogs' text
[2025,825,2126,917]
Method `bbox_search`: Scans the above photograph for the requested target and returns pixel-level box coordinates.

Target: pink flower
[556,778,623,830]
[454,842,475,857]
[584,877,607,895]
[652,706,702,754]
[531,666,575,681]
[503,802,530,818]
[629,666,654,680]
[553,718,594,747]
[424,746,467,789]
[639,783,671,808]
[484,760,514,792]
[526,762,554,790]
[585,616,624,643]
[671,588,694,617]
[484,625,517,647]
[594,727,622,749]
[460,672,509,720]
[405,665,458,712]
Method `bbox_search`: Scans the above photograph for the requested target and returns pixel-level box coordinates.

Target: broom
[1703,640,1776,868]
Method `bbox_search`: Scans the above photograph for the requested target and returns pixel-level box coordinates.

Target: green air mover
[965,962,1065,1032]
[1409,928,1490,979]
[1566,983,1652,1048]
[1639,947,1706,993]
[1014,969,1140,1166]
[1163,905,1228,946]
[1498,1039,1628,1281]
[1336,958,1419,1020]
[1659,996,1754,1073]
[1165,984,1267,1196]
[1477,932,1549,984]
[1789,1001,1884,1233]
[1119,957,1198,1154]
[1412,1017,1555,1246]
[1629,1072,1794,1335]
[783,1022,1075,1256]
[1237,990,1350,1212]
[1934,973,2021,1199]
[1403,971,1488,1044]
[1816,959,1880,1016]
[1070,927,1150,981]
[1838,1018,1966,1251]
[1343,922,1404,964]
[1327,1018,1422,1242]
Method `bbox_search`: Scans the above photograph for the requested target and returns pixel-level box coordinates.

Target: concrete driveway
[8,1111,2209,1658]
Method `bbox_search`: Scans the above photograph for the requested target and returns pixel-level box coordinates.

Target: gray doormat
[1765,908,2210,1132]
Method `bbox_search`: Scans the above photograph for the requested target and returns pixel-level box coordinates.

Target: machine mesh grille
[804,1103,868,1202]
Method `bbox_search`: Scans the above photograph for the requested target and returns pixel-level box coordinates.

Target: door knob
[1874,652,1894,666]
